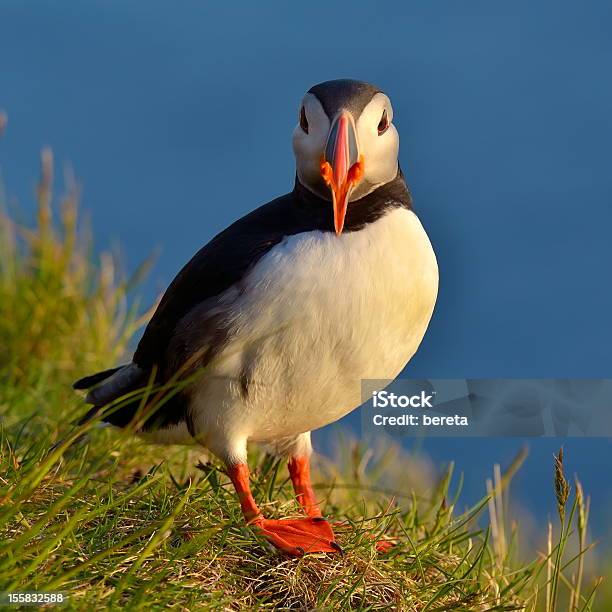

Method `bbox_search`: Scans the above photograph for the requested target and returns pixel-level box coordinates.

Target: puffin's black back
[133,172,411,372]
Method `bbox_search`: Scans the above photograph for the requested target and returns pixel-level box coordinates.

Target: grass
[0,147,604,610]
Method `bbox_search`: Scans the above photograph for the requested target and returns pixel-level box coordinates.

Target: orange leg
[227,462,340,556]
[228,463,261,522]
[287,455,322,517]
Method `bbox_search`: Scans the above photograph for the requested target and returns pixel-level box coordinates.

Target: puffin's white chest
[193,207,438,442]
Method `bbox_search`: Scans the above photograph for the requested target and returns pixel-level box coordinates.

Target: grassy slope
[0,151,602,610]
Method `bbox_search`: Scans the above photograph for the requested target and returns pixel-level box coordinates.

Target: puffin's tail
[73,366,125,390]
[73,363,147,427]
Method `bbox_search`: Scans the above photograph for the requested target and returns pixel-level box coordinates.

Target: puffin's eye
[377,109,389,135]
[299,106,309,134]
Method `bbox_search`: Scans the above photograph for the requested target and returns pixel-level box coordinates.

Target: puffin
[74,79,439,556]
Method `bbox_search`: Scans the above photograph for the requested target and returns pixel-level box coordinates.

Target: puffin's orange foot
[253,516,342,556]
[375,539,396,554]
[333,520,396,554]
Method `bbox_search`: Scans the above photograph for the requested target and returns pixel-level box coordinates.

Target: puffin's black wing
[73,189,319,430]
[133,191,303,372]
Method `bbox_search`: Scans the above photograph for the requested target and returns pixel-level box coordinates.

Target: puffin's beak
[320,112,364,235]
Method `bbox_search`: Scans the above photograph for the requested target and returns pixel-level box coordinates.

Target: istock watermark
[361,379,612,438]
[372,390,435,409]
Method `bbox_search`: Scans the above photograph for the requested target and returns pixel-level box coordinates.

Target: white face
[292,92,399,201]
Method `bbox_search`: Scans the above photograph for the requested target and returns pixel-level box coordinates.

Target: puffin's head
[292,79,399,235]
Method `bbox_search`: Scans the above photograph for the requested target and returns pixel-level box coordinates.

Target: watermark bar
[361,379,612,438]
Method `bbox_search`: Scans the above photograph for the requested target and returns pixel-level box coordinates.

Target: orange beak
[320,112,364,235]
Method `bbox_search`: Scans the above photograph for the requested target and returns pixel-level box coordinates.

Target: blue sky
[2,0,611,536]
